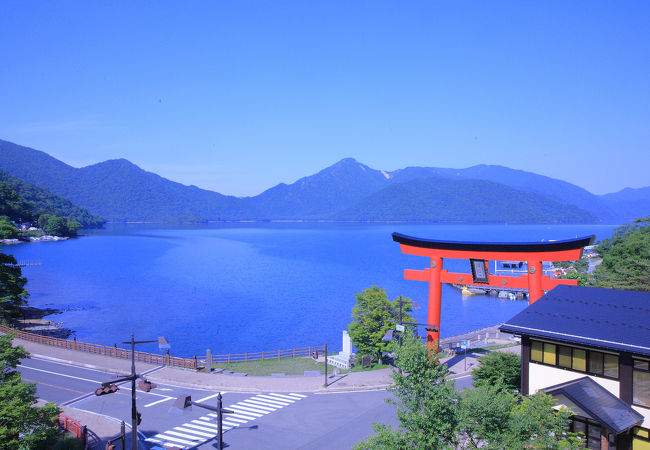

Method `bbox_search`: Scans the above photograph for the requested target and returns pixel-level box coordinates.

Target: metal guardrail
[1,325,326,368]
[58,414,87,447]
[0,325,197,369]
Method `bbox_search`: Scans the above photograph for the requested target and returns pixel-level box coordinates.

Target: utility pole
[324,344,328,387]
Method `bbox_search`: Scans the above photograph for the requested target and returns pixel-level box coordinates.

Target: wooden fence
[58,414,87,447]
[210,344,327,364]
[0,325,197,369]
[1,325,326,367]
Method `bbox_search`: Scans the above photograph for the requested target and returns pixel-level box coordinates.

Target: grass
[213,355,390,376]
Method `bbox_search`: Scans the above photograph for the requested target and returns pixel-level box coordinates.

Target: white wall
[528,362,620,397]
[632,405,650,428]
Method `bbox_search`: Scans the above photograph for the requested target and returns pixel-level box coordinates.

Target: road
[19,357,474,449]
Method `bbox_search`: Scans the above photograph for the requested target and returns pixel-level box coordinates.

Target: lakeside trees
[0,251,29,322]
[348,287,414,364]
[356,333,583,449]
[0,333,61,449]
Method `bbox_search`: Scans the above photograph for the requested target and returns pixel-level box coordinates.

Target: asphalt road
[18,357,474,449]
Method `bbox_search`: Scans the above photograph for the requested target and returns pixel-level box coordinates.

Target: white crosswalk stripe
[144,392,306,448]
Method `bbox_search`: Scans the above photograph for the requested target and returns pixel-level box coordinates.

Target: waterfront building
[500,285,650,450]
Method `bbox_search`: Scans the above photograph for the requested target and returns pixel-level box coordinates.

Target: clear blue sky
[1,1,648,196]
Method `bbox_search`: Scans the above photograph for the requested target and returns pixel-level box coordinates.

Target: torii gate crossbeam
[392,233,595,350]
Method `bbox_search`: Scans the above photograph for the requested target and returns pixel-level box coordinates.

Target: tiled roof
[500,285,650,356]
[545,377,643,434]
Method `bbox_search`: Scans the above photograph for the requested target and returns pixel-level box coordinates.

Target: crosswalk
[145,392,307,448]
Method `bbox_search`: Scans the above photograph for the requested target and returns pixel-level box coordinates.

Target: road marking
[174,426,214,438]
[314,388,388,395]
[251,395,291,406]
[184,423,219,433]
[162,430,202,442]
[19,365,100,383]
[152,433,197,446]
[221,416,248,423]
[241,400,278,410]
[259,394,294,403]
[22,377,86,395]
[228,412,257,421]
[190,420,220,431]
[229,405,266,416]
[194,419,230,430]
[286,392,307,398]
[144,397,173,408]
[196,392,224,403]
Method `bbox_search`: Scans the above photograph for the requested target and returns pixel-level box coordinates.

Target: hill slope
[337,176,600,223]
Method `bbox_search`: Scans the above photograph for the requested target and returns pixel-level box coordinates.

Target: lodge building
[500,285,650,450]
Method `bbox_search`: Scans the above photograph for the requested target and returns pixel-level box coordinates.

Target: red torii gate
[392,233,595,350]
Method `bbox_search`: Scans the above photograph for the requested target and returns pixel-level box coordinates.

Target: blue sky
[1,1,648,196]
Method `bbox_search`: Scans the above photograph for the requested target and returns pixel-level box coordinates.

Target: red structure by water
[392,233,595,350]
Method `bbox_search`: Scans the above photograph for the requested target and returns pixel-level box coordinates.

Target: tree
[472,351,521,391]
[458,385,582,449]
[0,333,61,449]
[589,216,650,291]
[0,220,19,239]
[0,251,29,322]
[348,287,413,363]
[356,332,458,449]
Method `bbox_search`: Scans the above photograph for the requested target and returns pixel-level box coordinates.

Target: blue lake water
[6,223,619,357]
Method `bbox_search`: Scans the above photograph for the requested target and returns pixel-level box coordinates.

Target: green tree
[589,216,650,291]
[458,385,582,449]
[472,351,521,391]
[348,287,413,363]
[0,220,19,239]
[356,332,458,449]
[0,251,29,322]
[0,333,61,449]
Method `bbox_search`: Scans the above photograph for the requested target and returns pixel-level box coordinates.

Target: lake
[6,223,619,357]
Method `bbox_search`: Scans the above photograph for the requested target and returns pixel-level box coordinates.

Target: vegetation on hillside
[558,216,650,291]
[0,171,103,228]
[356,333,583,449]
[0,251,29,322]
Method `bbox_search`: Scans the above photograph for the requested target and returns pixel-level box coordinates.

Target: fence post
[228,353,231,363]
[73,337,77,351]
[293,348,295,358]
[245,352,248,361]
[193,355,198,370]
[278,349,280,359]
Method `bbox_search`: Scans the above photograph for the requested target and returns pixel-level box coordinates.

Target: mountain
[0,170,104,227]
[337,176,599,223]
[244,158,390,219]
[388,164,618,222]
[1,138,646,223]
[599,187,650,222]
[0,139,248,222]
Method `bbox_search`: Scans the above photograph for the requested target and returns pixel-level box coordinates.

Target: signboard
[461,340,468,349]
[470,258,489,284]
[396,324,405,332]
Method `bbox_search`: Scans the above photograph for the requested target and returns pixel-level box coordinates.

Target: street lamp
[94,333,167,450]
[171,393,233,450]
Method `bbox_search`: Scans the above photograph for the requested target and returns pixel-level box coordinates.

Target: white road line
[259,394,294,403]
[251,396,290,406]
[144,397,173,408]
[154,433,196,446]
[18,365,100,383]
[194,419,230,430]
[241,400,278,410]
[229,412,257,421]
[222,420,241,427]
[144,437,177,447]
[183,423,218,433]
[269,392,304,400]
[164,430,202,441]
[222,416,248,423]
[229,405,266,416]
[196,392,223,403]
[175,426,214,438]
[288,393,307,398]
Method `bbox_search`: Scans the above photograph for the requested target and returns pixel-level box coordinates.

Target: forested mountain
[0,138,647,224]
[0,171,104,227]
[244,158,390,219]
[336,176,599,223]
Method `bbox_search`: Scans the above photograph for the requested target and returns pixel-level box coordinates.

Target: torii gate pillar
[393,233,594,350]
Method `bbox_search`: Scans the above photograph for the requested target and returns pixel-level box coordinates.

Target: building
[500,285,650,449]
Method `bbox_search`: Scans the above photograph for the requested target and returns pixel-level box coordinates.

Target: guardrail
[58,414,87,447]
[0,325,197,369]
[210,345,327,364]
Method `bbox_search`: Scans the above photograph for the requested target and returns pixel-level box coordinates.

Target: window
[558,346,572,368]
[543,343,556,365]
[573,348,587,372]
[634,359,650,408]
[531,340,543,362]
[589,351,604,376]
[528,340,618,379]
